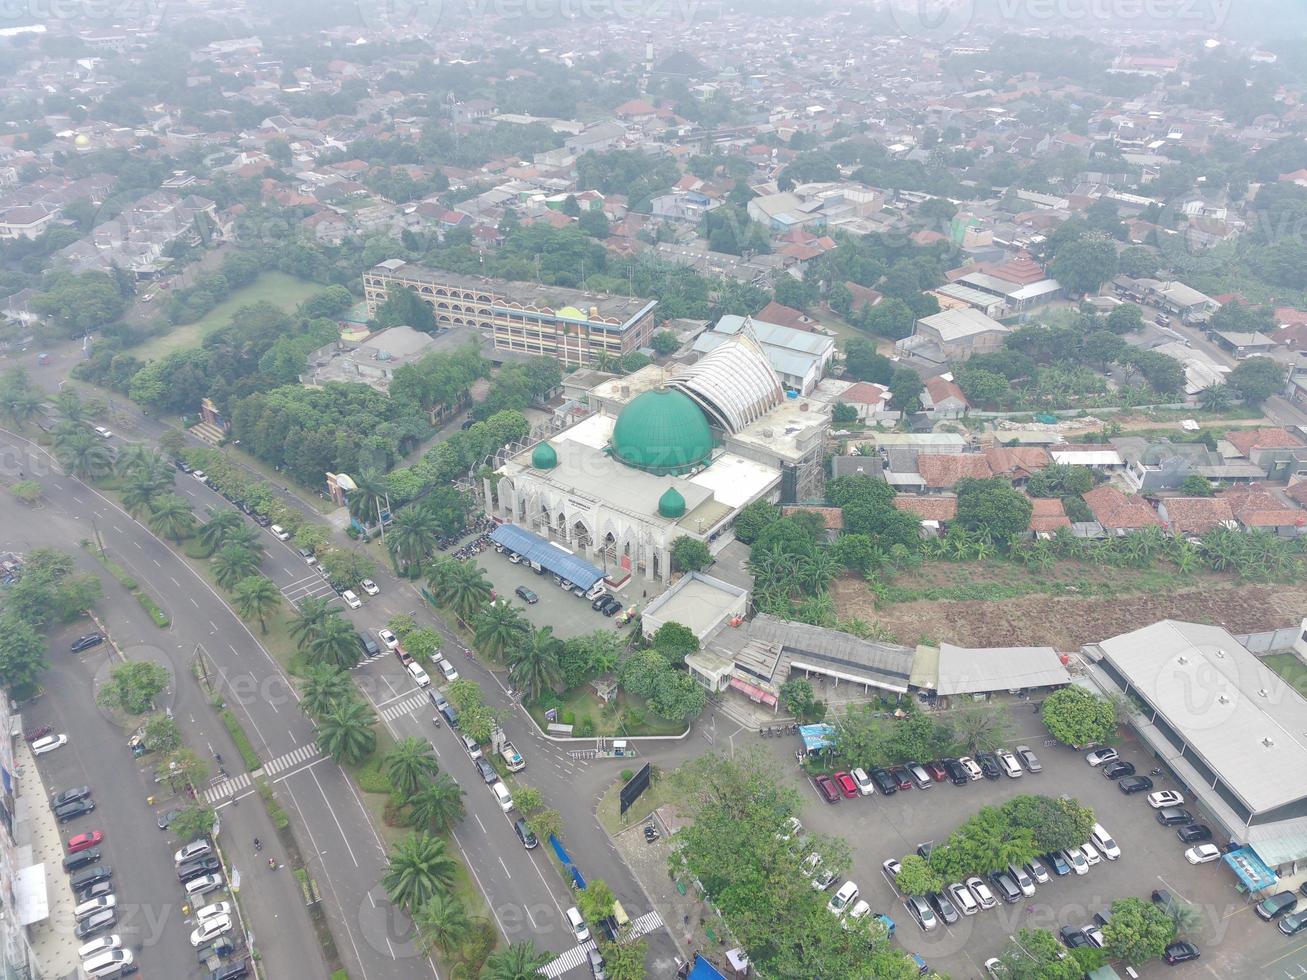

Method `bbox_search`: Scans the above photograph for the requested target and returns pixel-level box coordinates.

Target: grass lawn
[526,688,687,738]
[1263,653,1307,693]
[596,767,677,834]
[134,272,322,360]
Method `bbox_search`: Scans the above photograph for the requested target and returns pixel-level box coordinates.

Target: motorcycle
[253,837,262,852]
[643,824,659,843]
[432,715,442,728]
[267,857,277,870]
[24,725,51,743]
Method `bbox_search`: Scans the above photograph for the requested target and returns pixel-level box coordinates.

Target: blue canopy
[490,524,604,590]
[688,956,727,980]
[800,723,836,753]
[1224,847,1277,891]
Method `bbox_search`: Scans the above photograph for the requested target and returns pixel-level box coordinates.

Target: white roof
[918,307,1009,341]
[671,332,783,432]
[1049,449,1122,466]
[934,644,1070,695]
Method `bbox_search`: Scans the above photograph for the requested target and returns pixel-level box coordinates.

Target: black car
[942,759,969,785]
[196,938,236,963]
[1101,761,1136,780]
[600,596,623,616]
[55,799,95,823]
[1152,889,1174,908]
[514,817,539,849]
[1164,941,1200,963]
[1118,775,1154,794]
[178,856,221,882]
[252,513,271,527]
[1059,926,1091,949]
[474,759,498,784]
[358,633,380,658]
[175,459,192,473]
[63,849,101,872]
[515,586,539,604]
[1176,823,1212,843]
[1156,807,1193,826]
[1255,891,1298,921]
[989,871,1022,904]
[157,807,183,830]
[928,891,960,925]
[52,786,91,807]
[590,594,610,610]
[70,633,103,652]
[76,880,114,902]
[869,767,898,795]
[209,962,250,980]
[975,753,1001,779]
[71,865,113,890]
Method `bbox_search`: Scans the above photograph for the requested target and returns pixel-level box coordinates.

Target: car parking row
[170,836,250,978]
[811,746,1045,804]
[497,542,626,617]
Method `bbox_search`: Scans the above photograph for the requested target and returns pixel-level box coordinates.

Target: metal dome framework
[667,331,784,433]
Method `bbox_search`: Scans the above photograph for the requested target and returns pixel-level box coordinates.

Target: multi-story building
[363,260,657,368]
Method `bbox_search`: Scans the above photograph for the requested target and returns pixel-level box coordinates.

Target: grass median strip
[84,542,171,627]
[220,708,262,770]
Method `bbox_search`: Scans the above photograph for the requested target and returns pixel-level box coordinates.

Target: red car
[833,771,858,798]
[924,761,948,782]
[888,765,913,790]
[814,775,840,804]
[68,831,103,853]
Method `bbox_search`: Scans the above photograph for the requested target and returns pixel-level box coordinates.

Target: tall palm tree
[234,575,281,633]
[0,369,42,429]
[473,601,529,661]
[387,507,437,571]
[300,664,353,719]
[306,613,363,670]
[222,523,264,556]
[408,774,465,833]
[146,493,197,542]
[481,940,555,980]
[382,833,457,912]
[446,561,491,623]
[198,510,243,554]
[121,472,163,518]
[507,627,563,701]
[424,555,459,602]
[413,892,472,958]
[385,737,440,797]
[53,388,86,427]
[346,470,388,529]
[289,596,331,651]
[53,429,113,481]
[315,697,376,764]
[213,543,260,590]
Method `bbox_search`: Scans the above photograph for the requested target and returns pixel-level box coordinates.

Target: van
[491,781,514,812]
[1091,823,1121,860]
[514,817,538,849]
[75,896,117,920]
[566,906,590,942]
[83,950,133,977]
[185,874,225,900]
[906,763,933,789]
[407,662,431,688]
[1007,863,1036,897]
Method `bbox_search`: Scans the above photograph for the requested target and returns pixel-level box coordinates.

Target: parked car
[1156,807,1194,827]
[342,590,361,609]
[1044,851,1071,876]
[1059,926,1092,949]
[842,900,872,932]
[1025,857,1050,884]
[806,854,837,892]
[70,633,104,652]
[1102,761,1136,780]
[74,909,117,940]
[377,629,399,651]
[515,586,539,604]
[833,772,858,798]
[1177,824,1213,843]
[957,756,983,781]
[1164,941,1201,963]
[1090,823,1120,860]
[297,547,317,565]
[989,871,1022,904]
[1118,775,1154,795]
[1147,790,1185,809]
[870,768,898,795]
[904,895,938,931]
[923,761,948,782]
[888,766,913,790]
[269,525,290,541]
[358,632,380,659]
[32,733,68,755]
[814,775,840,804]
[828,881,859,915]
[71,866,113,891]
[965,876,997,910]
[851,768,876,796]
[77,936,122,961]
[192,470,207,483]
[1278,912,1307,937]
[975,753,1001,779]
[1255,891,1298,921]
[68,832,103,854]
[1061,848,1089,875]
[1015,745,1041,772]
[942,759,969,785]
[514,818,539,850]
[565,906,590,943]
[190,914,233,947]
[475,759,498,784]
[175,840,212,864]
[63,849,101,871]
[1185,844,1222,864]
[55,799,95,823]
[156,807,182,830]
[881,858,902,886]
[997,751,1023,778]
[1080,841,1102,866]
[178,856,222,882]
[196,901,233,922]
[360,579,379,596]
[1085,748,1119,767]
[53,786,92,807]
[947,881,979,915]
[906,763,933,789]
[1007,864,1036,897]
[928,891,960,925]
[76,880,113,903]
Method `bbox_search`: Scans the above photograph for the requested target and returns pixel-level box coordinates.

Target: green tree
[142,714,182,753]
[300,664,353,719]
[473,602,530,661]
[168,805,215,843]
[842,337,894,384]
[527,808,563,844]
[948,704,1012,754]
[444,561,492,623]
[197,510,244,555]
[997,928,1083,980]
[733,499,780,544]
[1199,383,1232,412]
[598,938,647,980]
[0,615,48,697]
[888,368,924,414]
[558,630,623,688]
[289,597,331,650]
[213,543,260,590]
[780,678,825,723]
[10,480,42,506]
[577,878,617,924]
[1228,356,1287,407]
[383,832,458,912]
[1051,234,1119,294]
[895,854,943,896]
[955,478,1033,541]
[316,697,376,764]
[669,536,712,573]
[96,661,169,714]
[388,506,438,570]
[409,774,466,833]
[234,576,281,633]
[1104,896,1177,966]
[306,613,364,670]
[414,892,473,957]
[146,493,197,542]
[652,621,699,665]
[53,429,114,480]
[385,737,440,797]
[1042,687,1117,747]
[651,331,680,355]
[1180,474,1214,497]
[481,940,556,980]
[508,627,564,700]
[1106,303,1144,335]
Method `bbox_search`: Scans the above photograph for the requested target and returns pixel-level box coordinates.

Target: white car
[1083,923,1106,948]
[966,875,997,910]
[1085,747,1119,767]
[269,524,290,541]
[777,816,803,842]
[92,426,111,439]
[361,579,379,596]
[77,935,122,960]
[1186,843,1222,864]
[827,880,859,915]
[378,628,399,651]
[407,662,431,688]
[195,901,232,922]
[998,751,1023,778]
[1062,847,1090,876]
[31,734,67,755]
[1091,823,1121,860]
[192,470,207,482]
[957,756,983,781]
[851,768,876,796]
[565,906,589,943]
[1080,841,1102,866]
[189,913,232,947]
[882,858,902,885]
[842,899,872,930]
[948,881,979,915]
[175,840,212,865]
[1147,790,1185,809]
[438,659,459,682]
[984,958,1005,980]
[342,590,361,609]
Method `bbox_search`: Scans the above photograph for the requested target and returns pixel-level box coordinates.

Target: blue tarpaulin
[688,955,727,980]
[800,723,836,753]
[490,524,604,590]
[1224,847,1277,891]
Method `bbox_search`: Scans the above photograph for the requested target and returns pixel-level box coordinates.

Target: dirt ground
[833,577,1307,650]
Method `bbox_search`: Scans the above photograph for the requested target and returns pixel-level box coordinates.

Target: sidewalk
[16,739,81,979]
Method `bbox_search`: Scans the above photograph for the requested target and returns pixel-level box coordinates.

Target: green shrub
[576,717,595,737]
[257,778,289,831]
[620,769,634,782]
[136,592,170,627]
[220,709,261,769]
[354,757,393,795]
[562,710,576,726]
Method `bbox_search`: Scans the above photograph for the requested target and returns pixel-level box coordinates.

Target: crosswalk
[203,743,323,804]
[379,691,427,722]
[282,572,336,605]
[542,910,665,977]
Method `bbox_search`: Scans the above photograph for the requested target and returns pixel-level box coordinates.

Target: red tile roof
[781,505,843,531]
[1028,496,1071,532]
[918,454,993,489]
[1220,489,1306,528]
[1082,486,1162,529]
[841,382,891,407]
[1225,427,1304,458]
[924,375,968,407]
[1160,497,1234,534]
[893,495,958,521]
[983,446,1051,479]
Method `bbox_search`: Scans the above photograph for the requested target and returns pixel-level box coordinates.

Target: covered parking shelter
[489,524,604,590]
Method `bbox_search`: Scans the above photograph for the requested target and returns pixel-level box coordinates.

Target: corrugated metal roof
[934,644,1070,695]
[489,524,603,589]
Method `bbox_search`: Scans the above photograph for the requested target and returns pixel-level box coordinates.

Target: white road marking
[498,856,511,878]
[474,814,487,834]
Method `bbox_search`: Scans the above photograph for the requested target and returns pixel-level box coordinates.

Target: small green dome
[531,441,558,470]
[611,389,712,476]
[658,486,686,519]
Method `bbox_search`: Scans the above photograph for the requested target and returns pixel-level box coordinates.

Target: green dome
[531,441,557,469]
[611,389,712,476]
[658,486,686,519]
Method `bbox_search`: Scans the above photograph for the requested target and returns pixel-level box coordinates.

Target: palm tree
[507,627,563,701]
[1167,901,1203,934]
[53,429,113,481]
[301,664,353,719]
[385,737,440,797]
[950,704,1013,754]
[146,493,197,542]
[213,543,260,590]
[307,613,363,670]
[481,940,555,980]
[316,697,376,764]
[413,892,472,958]
[53,388,87,427]
[0,369,42,429]
[424,555,459,603]
[1199,383,1232,412]
[289,596,332,651]
[409,774,465,833]
[387,507,437,571]
[473,601,529,661]
[382,833,457,912]
[198,510,243,554]
[234,576,281,633]
[346,470,389,530]
[445,561,491,623]
[222,523,264,556]
[121,471,163,518]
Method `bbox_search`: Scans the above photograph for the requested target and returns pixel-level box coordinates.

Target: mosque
[483,331,831,584]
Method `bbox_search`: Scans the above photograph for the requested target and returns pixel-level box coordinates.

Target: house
[918,453,993,490]
[982,446,1051,484]
[839,382,897,424]
[1114,437,1264,491]
[1028,497,1071,535]
[1220,490,1306,537]
[694,315,835,395]
[1152,281,1221,323]
[0,205,56,239]
[893,494,957,535]
[921,375,969,417]
[897,308,1010,365]
[1157,497,1236,535]
[755,301,827,334]
[845,282,884,313]
[950,251,1061,312]
[1082,485,1163,535]
[830,455,885,480]
[1213,331,1274,358]
[1224,428,1307,479]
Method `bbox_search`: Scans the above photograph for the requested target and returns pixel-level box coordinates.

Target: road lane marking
[474,814,487,834]
[498,856,511,878]
[71,495,84,504]
[303,766,361,868]
[171,577,180,587]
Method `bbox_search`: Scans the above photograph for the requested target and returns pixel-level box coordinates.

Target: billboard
[619,763,652,816]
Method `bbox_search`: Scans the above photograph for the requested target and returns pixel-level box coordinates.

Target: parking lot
[783,725,1288,978]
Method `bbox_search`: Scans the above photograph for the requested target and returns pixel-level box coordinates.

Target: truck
[500,740,525,772]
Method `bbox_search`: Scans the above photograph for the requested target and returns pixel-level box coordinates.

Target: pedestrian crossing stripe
[628,909,664,938]
[203,773,251,804]
[541,910,664,976]
[380,692,427,722]
[265,743,319,774]
[204,743,323,803]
